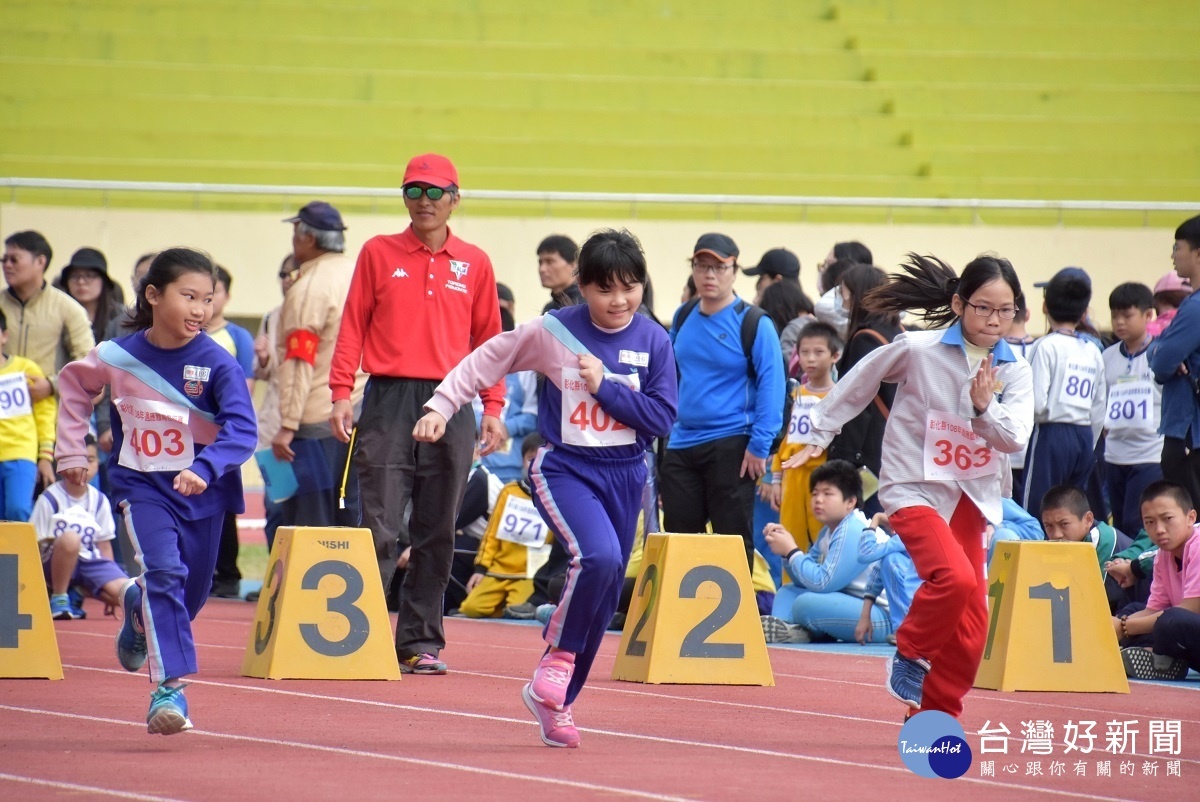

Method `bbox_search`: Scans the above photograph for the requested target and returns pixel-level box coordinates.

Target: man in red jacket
[330,154,505,674]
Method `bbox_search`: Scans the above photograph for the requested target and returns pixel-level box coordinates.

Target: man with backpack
[661,233,785,569]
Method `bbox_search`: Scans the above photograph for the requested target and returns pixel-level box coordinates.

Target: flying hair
[864,253,1023,330]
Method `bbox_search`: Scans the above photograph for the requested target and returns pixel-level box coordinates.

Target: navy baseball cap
[284,201,347,232]
[692,233,739,263]
[1034,266,1090,289]
[743,248,800,279]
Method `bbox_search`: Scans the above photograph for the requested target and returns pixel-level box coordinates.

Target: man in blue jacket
[662,233,785,569]
[1148,215,1200,508]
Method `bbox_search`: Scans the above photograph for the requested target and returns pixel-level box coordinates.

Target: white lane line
[55,629,1200,728]
[452,667,906,726]
[63,630,243,651]
[51,666,1174,797]
[0,704,699,802]
[769,670,1200,723]
[0,772,186,802]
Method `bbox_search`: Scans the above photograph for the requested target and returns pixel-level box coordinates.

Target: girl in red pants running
[785,254,1032,718]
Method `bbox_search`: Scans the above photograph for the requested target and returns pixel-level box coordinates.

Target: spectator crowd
[8,157,1200,701]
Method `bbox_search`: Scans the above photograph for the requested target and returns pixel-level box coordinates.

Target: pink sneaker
[521,683,580,748]
[529,651,574,711]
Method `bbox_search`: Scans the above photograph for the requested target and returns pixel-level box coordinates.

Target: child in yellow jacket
[770,322,841,551]
[0,309,57,519]
[460,434,553,618]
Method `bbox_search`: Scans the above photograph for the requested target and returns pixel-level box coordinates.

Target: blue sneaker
[886,652,931,710]
[116,579,147,672]
[147,683,193,735]
[67,586,87,619]
[49,594,76,620]
[535,603,556,625]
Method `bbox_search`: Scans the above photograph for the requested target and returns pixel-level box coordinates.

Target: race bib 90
[0,372,32,420]
[115,396,195,472]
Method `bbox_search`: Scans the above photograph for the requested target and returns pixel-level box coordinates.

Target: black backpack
[671,298,769,381]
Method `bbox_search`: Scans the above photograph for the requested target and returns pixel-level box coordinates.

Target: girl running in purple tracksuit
[56,248,257,735]
[415,229,677,748]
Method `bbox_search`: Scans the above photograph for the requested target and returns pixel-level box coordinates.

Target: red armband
[284,329,320,366]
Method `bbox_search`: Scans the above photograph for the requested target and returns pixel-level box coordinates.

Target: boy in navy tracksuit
[1021,268,1107,518]
[416,229,677,748]
[1103,282,1163,538]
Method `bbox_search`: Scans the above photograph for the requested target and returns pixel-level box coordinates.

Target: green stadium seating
[1,0,1196,209]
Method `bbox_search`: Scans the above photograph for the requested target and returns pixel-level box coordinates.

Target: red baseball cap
[402,153,459,188]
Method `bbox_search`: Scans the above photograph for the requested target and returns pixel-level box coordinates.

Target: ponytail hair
[865,253,1023,329]
[124,247,218,331]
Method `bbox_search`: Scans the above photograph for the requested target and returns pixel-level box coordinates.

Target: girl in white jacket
[785,254,1033,718]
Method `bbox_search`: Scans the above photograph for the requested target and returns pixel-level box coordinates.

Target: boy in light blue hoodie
[760,459,887,644]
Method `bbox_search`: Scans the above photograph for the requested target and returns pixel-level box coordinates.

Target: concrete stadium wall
[0,202,1182,332]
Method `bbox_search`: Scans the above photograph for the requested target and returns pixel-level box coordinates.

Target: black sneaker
[504,602,537,620]
[209,579,241,599]
[1122,647,1190,681]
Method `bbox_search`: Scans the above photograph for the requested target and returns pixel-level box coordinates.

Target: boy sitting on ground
[31,435,127,619]
[855,512,920,647]
[760,459,884,644]
[1103,529,1157,613]
[1039,484,1130,577]
[1113,481,1200,681]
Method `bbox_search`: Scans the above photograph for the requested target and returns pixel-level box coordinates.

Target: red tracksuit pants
[890,495,987,718]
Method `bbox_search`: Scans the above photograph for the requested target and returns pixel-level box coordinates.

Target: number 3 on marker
[253,558,284,655]
[300,560,370,657]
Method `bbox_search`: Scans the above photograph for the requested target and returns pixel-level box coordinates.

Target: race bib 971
[495,495,550,547]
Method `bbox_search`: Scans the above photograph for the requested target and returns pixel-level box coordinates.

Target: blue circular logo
[897,711,972,779]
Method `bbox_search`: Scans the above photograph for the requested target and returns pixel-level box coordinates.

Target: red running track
[1,603,1197,801]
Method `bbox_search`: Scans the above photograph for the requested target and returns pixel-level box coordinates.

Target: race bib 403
[115,396,195,472]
